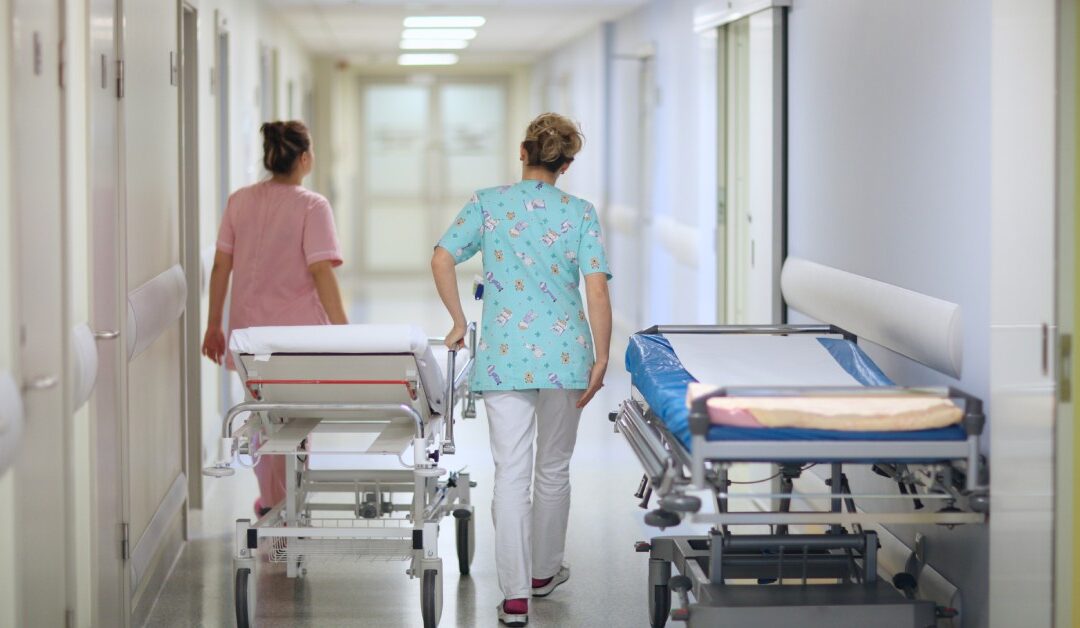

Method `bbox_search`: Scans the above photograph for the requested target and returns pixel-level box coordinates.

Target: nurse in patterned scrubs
[431,113,612,627]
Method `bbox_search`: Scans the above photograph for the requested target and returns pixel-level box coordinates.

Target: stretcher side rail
[640,324,855,341]
[203,402,426,477]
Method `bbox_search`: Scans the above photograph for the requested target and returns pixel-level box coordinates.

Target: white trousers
[483,389,584,600]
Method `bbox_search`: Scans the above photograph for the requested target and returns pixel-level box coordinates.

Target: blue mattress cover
[625,334,967,448]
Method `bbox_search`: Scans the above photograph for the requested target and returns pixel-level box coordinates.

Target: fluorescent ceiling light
[397,53,459,66]
[404,16,486,28]
[400,39,469,50]
[401,28,477,40]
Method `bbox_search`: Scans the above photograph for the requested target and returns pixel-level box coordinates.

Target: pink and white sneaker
[497,599,528,627]
[531,566,570,598]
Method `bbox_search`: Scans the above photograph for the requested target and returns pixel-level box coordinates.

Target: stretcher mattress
[230,324,467,414]
[625,333,966,448]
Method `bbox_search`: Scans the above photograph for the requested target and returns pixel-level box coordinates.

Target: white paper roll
[70,322,99,411]
[0,372,25,476]
[781,257,963,379]
[127,264,187,361]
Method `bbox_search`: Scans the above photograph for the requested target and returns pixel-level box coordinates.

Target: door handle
[22,375,59,393]
[93,330,120,340]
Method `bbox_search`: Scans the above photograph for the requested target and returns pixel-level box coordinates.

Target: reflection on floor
[145,279,698,627]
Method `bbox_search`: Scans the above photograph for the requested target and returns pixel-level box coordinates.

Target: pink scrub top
[216,180,343,368]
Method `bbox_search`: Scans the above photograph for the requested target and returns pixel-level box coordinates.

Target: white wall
[532,0,718,331]
[786,1,992,623]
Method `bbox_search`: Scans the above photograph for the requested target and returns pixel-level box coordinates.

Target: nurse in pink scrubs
[202,120,348,515]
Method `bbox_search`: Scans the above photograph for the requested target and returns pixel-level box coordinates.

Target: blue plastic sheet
[625,334,966,449]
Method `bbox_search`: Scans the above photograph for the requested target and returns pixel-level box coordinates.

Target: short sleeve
[436,195,484,264]
[216,195,236,254]
[303,199,344,267]
[578,203,612,279]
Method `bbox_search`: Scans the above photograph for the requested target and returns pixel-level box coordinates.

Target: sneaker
[254,498,271,518]
[531,566,570,597]
[497,599,528,627]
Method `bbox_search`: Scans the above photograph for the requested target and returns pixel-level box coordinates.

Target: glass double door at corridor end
[359,79,508,277]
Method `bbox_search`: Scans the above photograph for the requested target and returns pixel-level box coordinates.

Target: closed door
[358,79,507,276]
[11,0,72,624]
[88,0,129,623]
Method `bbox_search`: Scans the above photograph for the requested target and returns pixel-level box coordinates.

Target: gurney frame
[204,324,479,628]
[612,324,989,627]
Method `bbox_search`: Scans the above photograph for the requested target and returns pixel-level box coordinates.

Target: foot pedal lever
[669,575,692,622]
[644,509,680,529]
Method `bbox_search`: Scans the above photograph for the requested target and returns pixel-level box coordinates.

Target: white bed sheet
[665,334,860,388]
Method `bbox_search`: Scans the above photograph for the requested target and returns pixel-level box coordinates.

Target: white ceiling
[264,0,646,65]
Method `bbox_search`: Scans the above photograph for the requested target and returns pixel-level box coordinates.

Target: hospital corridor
[0,0,1077,627]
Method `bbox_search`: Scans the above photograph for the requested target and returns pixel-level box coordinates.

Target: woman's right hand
[202,326,227,365]
[445,323,467,350]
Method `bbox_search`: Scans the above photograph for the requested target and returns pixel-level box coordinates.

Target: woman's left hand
[577,360,607,409]
[202,326,227,365]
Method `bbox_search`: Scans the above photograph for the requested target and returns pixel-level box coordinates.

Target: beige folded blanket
[687,383,963,431]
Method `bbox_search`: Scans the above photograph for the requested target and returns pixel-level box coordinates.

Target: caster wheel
[649,582,671,628]
[421,568,443,627]
[235,567,253,628]
[454,509,475,575]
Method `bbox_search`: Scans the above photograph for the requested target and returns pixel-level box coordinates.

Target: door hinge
[116,58,125,99]
[120,522,130,560]
[58,38,66,89]
[1060,334,1072,402]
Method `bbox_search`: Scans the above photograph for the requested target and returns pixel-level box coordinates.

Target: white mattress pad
[230,324,469,413]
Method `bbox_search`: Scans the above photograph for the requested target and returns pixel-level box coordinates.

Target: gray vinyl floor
[143,277,708,628]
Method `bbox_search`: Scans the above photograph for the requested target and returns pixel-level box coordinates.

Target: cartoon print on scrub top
[436,181,611,392]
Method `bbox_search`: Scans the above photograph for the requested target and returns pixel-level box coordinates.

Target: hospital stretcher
[202,323,479,628]
[611,324,989,628]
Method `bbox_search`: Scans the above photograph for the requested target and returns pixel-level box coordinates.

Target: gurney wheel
[234,568,252,628]
[649,583,670,628]
[421,568,443,627]
[454,509,475,575]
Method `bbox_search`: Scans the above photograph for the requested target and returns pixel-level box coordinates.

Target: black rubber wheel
[421,569,439,628]
[235,568,251,628]
[455,511,473,575]
[649,583,670,628]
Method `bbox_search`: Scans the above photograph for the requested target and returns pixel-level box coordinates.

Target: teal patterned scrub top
[437,180,612,392]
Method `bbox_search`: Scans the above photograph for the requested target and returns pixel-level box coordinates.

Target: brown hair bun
[522,113,584,173]
[261,120,311,175]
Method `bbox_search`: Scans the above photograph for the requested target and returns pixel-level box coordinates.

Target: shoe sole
[531,572,570,598]
[499,614,528,627]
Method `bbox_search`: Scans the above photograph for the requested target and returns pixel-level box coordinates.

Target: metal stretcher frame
[613,324,990,628]
[203,324,479,628]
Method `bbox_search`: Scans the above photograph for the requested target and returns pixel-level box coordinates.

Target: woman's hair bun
[261,120,310,175]
[522,113,584,173]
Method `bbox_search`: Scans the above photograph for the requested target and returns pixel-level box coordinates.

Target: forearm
[585,276,612,365]
[206,266,230,327]
[432,248,466,325]
[312,267,348,324]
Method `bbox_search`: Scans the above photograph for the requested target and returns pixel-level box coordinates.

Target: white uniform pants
[483,389,584,600]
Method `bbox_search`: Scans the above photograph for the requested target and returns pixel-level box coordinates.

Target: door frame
[179,0,202,510]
